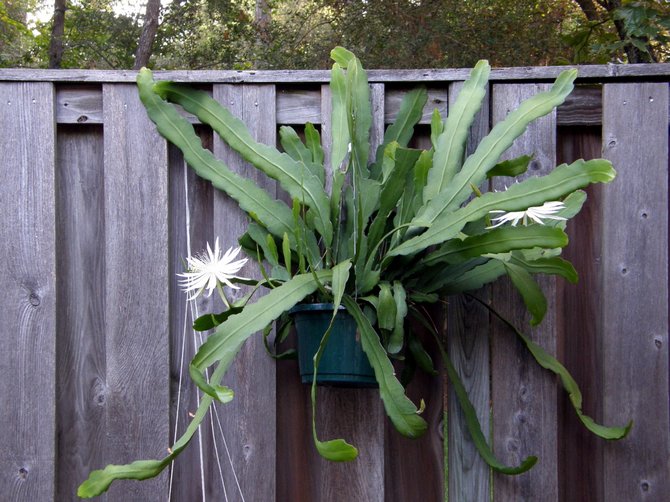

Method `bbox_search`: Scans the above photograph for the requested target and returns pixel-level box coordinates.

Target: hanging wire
[170,161,248,501]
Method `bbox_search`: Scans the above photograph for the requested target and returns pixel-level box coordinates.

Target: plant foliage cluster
[77,47,631,498]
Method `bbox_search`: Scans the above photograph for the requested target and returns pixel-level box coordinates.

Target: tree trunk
[48,0,67,69]
[133,0,161,70]
[254,0,271,47]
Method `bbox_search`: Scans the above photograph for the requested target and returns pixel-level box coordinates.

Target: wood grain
[490,84,559,502]
[54,86,618,127]
[0,82,56,501]
[54,125,106,500]
[212,84,277,502]
[601,83,670,502]
[446,80,492,502]
[556,126,605,502]
[102,83,170,500]
[3,63,670,83]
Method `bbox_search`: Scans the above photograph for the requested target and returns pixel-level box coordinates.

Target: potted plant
[78,48,630,497]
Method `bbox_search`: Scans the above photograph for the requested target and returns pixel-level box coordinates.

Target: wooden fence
[1,65,668,502]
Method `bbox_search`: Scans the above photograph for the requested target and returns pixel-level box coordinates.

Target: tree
[48,0,67,68]
[570,0,670,63]
[134,0,161,69]
[0,0,38,67]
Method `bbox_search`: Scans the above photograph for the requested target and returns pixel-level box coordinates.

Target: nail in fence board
[102,84,170,500]
[55,126,106,499]
[490,84,559,501]
[0,82,56,501]
[601,83,670,501]
[446,80,492,502]
[212,84,277,501]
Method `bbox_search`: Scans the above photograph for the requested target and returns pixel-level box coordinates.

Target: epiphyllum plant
[78,48,631,497]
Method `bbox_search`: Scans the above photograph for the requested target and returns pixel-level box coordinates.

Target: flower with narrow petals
[178,238,247,300]
[487,201,567,229]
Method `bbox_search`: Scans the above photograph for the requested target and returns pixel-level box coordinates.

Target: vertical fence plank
[168,133,226,500]
[212,84,277,502]
[601,83,670,501]
[102,84,170,500]
[55,125,106,500]
[490,84,559,502]
[556,125,605,502]
[0,82,56,501]
[447,80,492,502]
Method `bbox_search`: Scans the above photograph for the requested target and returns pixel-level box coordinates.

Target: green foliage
[78,48,630,497]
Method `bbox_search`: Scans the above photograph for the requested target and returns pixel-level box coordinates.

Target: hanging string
[170,161,248,501]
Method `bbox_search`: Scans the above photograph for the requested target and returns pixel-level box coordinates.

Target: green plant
[78,47,631,497]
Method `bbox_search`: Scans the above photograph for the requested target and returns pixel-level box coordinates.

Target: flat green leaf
[424,59,490,203]
[304,122,324,165]
[193,307,243,331]
[430,108,443,150]
[504,261,547,325]
[282,232,291,276]
[418,69,578,223]
[79,355,232,497]
[368,145,422,250]
[415,308,537,475]
[137,70,299,249]
[191,270,332,374]
[377,282,397,332]
[310,260,358,461]
[392,159,615,258]
[422,226,568,267]
[487,155,533,179]
[154,81,333,246]
[343,296,428,438]
[388,281,408,354]
[279,125,324,185]
[371,87,428,178]
[512,254,579,283]
[472,295,633,441]
[407,333,437,375]
[439,259,506,294]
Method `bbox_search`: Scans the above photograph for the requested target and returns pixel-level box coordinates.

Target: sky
[29,0,172,26]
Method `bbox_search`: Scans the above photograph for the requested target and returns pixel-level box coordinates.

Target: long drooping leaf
[423,59,490,203]
[469,295,633,440]
[413,308,538,475]
[342,296,428,438]
[422,226,568,267]
[310,260,358,461]
[153,81,333,246]
[78,354,232,497]
[391,159,615,258]
[137,69,300,248]
[438,259,506,294]
[504,261,548,325]
[418,69,578,224]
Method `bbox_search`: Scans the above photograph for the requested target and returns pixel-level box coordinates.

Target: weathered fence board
[556,126,606,502]
[55,125,106,499]
[0,69,668,502]
[491,84,559,501]
[601,83,670,501]
[101,84,170,500]
[446,80,492,502]
[213,84,278,501]
[0,82,56,501]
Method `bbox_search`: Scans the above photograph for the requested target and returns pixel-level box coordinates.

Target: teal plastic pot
[289,303,377,388]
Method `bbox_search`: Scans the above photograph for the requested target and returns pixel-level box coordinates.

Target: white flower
[178,238,248,300]
[487,201,567,229]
